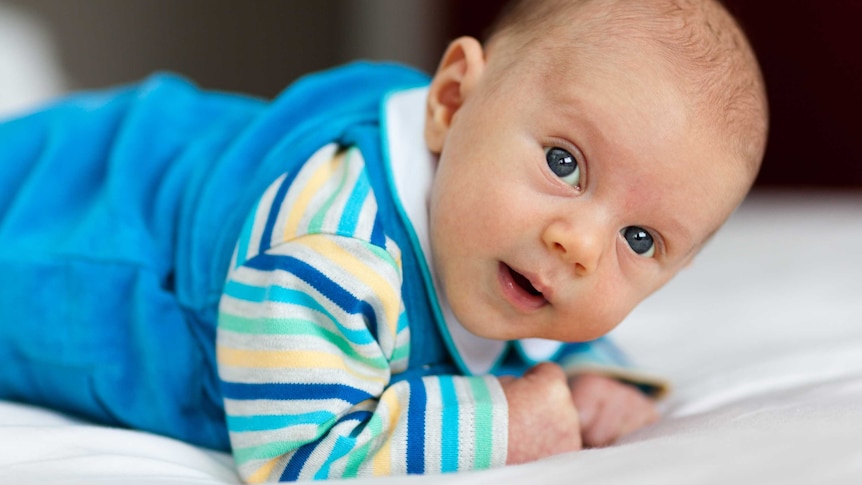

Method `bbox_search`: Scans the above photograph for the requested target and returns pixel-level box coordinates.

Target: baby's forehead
[518,0,766,176]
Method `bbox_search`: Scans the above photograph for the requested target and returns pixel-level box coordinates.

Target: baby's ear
[424,36,485,154]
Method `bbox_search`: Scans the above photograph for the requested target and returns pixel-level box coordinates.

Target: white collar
[382,87,564,375]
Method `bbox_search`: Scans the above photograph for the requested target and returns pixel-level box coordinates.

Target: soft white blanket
[2,191,861,484]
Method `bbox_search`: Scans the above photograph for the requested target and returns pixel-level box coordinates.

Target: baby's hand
[499,362,582,465]
[568,373,659,448]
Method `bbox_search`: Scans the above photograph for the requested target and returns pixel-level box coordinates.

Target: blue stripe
[223,280,268,302]
[245,253,380,339]
[259,169,301,254]
[406,380,427,474]
[271,287,375,345]
[438,376,459,472]
[315,435,356,480]
[313,410,373,479]
[369,213,386,248]
[224,282,375,347]
[226,410,335,432]
[281,438,318,481]
[337,170,371,236]
[221,381,373,402]
[396,312,409,333]
[342,410,374,437]
[281,409,372,481]
[234,199,260,268]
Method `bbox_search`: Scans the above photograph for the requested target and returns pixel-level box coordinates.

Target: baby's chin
[459,312,623,344]
[452,311,527,341]
[454,313,554,342]
[444,283,619,342]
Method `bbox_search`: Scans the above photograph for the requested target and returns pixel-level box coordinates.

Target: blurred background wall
[1,0,445,97]
[2,0,860,188]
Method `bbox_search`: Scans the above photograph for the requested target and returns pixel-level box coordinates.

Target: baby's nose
[542,219,604,276]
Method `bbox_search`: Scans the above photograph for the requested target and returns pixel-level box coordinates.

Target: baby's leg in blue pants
[0,255,229,450]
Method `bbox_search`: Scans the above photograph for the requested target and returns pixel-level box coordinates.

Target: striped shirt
[218,144,507,481]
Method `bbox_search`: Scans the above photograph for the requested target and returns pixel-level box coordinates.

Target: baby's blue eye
[621,226,655,257]
[545,147,580,187]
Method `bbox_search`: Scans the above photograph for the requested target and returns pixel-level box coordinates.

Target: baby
[0,0,767,482]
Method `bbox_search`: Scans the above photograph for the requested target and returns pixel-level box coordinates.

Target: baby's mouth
[499,263,548,310]
[508,266,542,296]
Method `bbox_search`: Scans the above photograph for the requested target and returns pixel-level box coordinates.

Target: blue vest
[0,63,453,450]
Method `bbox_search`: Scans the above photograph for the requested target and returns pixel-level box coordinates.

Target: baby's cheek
[567,282,632,340]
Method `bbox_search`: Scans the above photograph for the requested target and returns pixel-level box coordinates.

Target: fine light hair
[485,0,769,183]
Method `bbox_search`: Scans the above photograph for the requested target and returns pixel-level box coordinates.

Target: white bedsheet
[2,190,861,484]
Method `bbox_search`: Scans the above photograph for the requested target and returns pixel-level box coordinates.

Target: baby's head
[423,0,768,342]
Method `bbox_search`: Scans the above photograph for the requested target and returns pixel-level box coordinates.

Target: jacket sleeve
[554,339,670,399]
[216,148,507,482]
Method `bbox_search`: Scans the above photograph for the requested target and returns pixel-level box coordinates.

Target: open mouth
[508,266,543,296]
[499,263,548,310]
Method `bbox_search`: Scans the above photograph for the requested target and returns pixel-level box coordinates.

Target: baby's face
[426,38,750,342]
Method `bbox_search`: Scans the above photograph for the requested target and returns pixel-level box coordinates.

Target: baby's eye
[545,147,580,187]
[621,226,656,257]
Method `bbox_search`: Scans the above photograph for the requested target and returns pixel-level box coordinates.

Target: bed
[2,190,861,484]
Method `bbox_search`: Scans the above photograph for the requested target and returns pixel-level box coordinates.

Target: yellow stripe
[217,347,386,384]
[372,391,402,475]
[246,457,280,484]
[298,236,400,338]
[283,155,343,240]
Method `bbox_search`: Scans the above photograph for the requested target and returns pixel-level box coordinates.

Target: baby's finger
[581,396,622,448]
[587,391,658,447]
[574,393,600,430]
[617,395,659,437]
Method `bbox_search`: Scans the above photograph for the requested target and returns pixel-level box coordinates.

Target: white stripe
[245,172,287,262]
[352,187,380,241]
[222,248,395,339]
[230,423,323,450]
[224,396,365,418]
[452,377,476,471]
[320,148,366,233]
[486,376,509,467]
[279,237,402,351]
[269,143,339,246]
[422,377,443,474]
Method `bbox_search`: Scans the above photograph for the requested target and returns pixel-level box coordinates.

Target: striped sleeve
[217,145,508,482]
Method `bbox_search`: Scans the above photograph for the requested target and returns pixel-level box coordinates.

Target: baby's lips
[498,262,550,311]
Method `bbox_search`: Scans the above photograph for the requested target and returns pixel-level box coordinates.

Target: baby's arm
[218,150,515,481]
[218,233,507,481]
[498,363,582,464]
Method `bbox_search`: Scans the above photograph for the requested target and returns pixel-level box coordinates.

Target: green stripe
[367,244,400,273]
[234,439,308,464]
[234,413,345,464]
[391,342,409,364]
[468,378,494,469]
[308,151,351,233]
[342,407,382,476]
[219,312,388,368]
